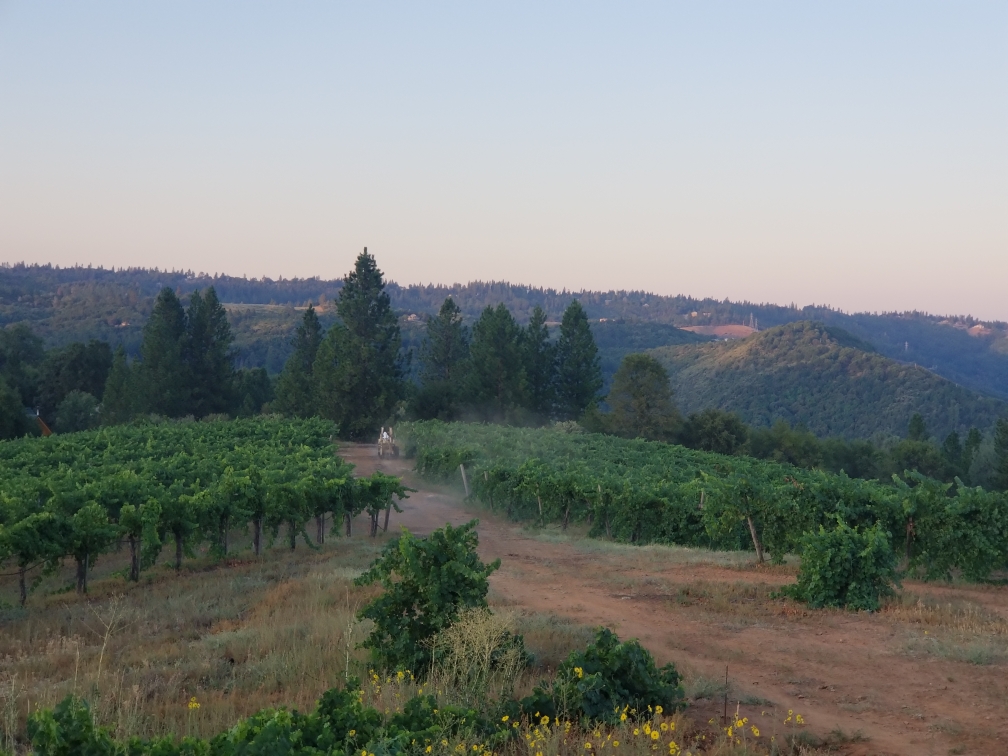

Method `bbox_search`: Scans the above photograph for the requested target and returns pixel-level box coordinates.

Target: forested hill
[3,263,1008,398]
[650,322,1007,440]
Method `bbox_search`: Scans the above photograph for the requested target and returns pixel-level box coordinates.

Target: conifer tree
[100,346,136,425]
[554,300,602,420]
[313,249,403,439]
[136,288,190,417]
[994,418,1008,492]
[465,304,526,418]
[186,287,235,417]
[521,305,555,419]
[412,297,469,420]
[606,353,681,441]
[274,304,324,417]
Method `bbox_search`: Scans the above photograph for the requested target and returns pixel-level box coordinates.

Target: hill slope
[3,264,1008,398]
[650,321,1007,440]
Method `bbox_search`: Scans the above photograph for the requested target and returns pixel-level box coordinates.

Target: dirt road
[343,443,1008,756]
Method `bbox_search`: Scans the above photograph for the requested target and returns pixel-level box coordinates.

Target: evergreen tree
[137,288,190,417]
[554,300,602,420]
[521,305,555,419]
[36,340,112,420]
[313,250,403,439]
[0,375,33,440]
[100,346,137,425]
[421,297,469,384]
[994,418,1008,492]
[605,353,681,441]
[185,287,235,417]
[413,297,469,420]
[465,304,526,418]
[273,304,323,417]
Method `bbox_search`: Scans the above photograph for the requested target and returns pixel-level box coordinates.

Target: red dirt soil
[342,443,1008,756]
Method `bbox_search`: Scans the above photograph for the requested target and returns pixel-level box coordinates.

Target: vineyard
[402,421,1008,583]
[0,417,408,606]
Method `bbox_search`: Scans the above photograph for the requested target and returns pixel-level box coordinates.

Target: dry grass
[882,592,1008,666]
[0,532,388,747]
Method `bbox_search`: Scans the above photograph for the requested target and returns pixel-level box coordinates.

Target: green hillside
[650,321,1007,440]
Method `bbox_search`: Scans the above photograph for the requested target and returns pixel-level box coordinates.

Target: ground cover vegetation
[7,518,820,756]
[0,417,411,605]
[401,421,1008,608]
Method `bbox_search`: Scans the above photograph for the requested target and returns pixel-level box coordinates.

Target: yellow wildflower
[541,716,550,726]
[585,744,592,750]
[750,726,759,737]
[501,716,509,723]
[655,706,663,714]
[650,731,659,741]
[188,697,200,711]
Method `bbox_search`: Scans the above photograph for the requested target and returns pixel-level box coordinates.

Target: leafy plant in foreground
[783,519,897,611]
[355,520,500,672]
[522,628,685,724]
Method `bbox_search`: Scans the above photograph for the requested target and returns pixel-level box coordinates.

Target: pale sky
[1,3,1006,319]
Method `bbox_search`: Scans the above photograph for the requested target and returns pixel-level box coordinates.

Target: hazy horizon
[2,3,1005,319]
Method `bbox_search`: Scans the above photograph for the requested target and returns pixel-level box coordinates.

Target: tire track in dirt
[342,443,1008,756]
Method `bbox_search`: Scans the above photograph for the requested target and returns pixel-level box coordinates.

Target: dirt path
[342,444,1008,756]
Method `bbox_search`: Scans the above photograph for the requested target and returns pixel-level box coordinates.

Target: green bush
[522,628,685,724]
[355,520,501,672]
[784,520,898,611]
[25,679,505,756]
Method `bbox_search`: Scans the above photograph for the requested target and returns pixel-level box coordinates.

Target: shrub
[522,628,685,724]
[785,520,897,611]
[355,520,501,672]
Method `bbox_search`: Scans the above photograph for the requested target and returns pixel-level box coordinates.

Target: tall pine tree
[100,346,136,424]
[137,288,190,417]
[313,249,403,439]
[186,286,235,417]
[413,297,469,420]
[465,304,526,419]
[273,304,323,417]
[521,305,555,419]
[554,300,602,420]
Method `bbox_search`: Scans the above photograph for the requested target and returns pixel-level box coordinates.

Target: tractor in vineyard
[378,426,399,458]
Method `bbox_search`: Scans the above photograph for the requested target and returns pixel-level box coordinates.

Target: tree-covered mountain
[3,263,1007,398]
[649,321,1007,440]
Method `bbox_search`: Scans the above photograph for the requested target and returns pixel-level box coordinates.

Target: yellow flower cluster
[187,697,200,711]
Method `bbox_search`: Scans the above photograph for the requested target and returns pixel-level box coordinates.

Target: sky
[1,3,1006,320]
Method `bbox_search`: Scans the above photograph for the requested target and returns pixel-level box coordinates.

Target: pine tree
[605,353,682,441]
[412,297,469,420]
[465,304,526,419]
[554,300,602,420]
[273,304,323,417]
[100,346,136,425]
[136,288,190,417]
[421,297,469,384]
[994,418,1008,492]
[521,305,555,419]
[186,287,235,417]
[313,249,403,439]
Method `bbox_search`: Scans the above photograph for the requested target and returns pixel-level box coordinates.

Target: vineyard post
[459,464,470,497]
[383,501,392,532]
[253,516,262,556]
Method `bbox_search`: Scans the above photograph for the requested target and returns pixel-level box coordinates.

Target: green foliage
[784,520,897,611]
[414,298,470,421]
[402,421,1008,583]
[993,418,1008,492]
[603,354,681,442]
[554,302,602,420]
[0,417,386,595]
[679,408,748,455]
[54,390,100,433]
[650,321,1006,441]
[25,679,498,756]
[273,304,323,417]
[524,629,684,724]
[355,520,500,672]
[36,339,113,418]
[0,375,33,440]
[313,250,404,440]
[521,306,555,418]
[465,304,527,419]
